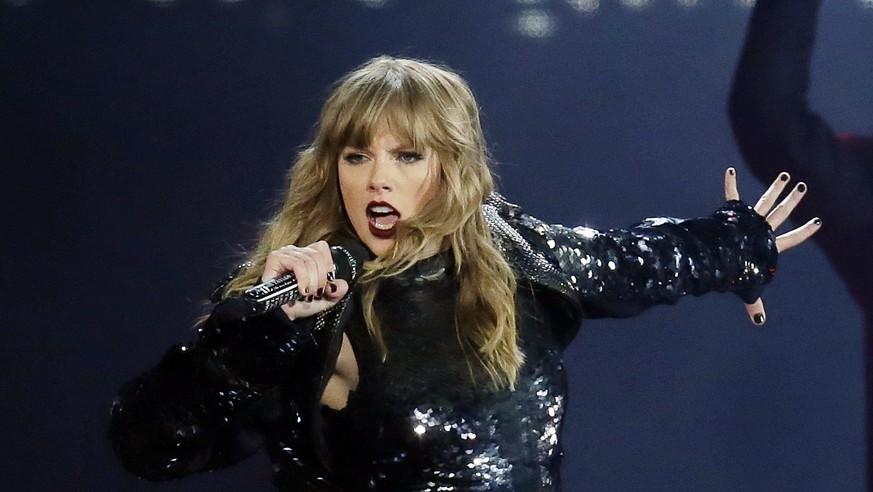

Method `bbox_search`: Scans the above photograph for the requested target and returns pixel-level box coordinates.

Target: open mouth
[367,201,401,238]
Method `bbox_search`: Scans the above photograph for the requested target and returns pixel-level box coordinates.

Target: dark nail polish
[317,288,324,297]
[753,313,765,325]
[797,183,806,192]
[307,295,314,302]
[780,173,789,181]
[330,283,338,293]
[814,217,822,225]
[728,168,735,175]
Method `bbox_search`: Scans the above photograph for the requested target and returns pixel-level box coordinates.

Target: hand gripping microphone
[219,243,369,318]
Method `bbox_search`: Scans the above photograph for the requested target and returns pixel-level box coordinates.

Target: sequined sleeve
[509,199,778,318]
[108,301,317,481]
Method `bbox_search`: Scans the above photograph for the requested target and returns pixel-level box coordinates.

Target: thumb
[745,298,767,325]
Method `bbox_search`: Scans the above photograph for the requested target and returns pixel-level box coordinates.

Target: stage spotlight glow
[859,0,873,8]
[733,0,756,7]
[565,0,599,15]
[357,0,389,8]
[620,0,652,10]
[514,9,556,39]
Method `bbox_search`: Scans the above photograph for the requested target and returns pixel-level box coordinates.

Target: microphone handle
[242,273,302,314]
[232,244,365,317]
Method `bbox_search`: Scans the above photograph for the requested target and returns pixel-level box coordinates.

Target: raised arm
[730,0,873,314]
[729,0,873,225]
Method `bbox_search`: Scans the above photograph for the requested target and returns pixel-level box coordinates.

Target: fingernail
[307,295,314,302]
[728,168,735,175]
[753,313,765,325]
[330,283,338,293]
[814,217,822,225]
[797,183,806,193]
[780,173,789,181]
[317,288,324,297]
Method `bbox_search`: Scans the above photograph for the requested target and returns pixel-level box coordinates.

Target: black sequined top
[322,253,571,490]
[108,195,777,491]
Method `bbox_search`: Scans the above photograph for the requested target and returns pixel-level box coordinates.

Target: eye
[342,152,368,165]
[396,151,424,164]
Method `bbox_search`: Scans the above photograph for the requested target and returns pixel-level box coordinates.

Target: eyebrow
[341,143,423,153]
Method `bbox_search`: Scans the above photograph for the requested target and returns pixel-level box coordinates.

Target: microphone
[219,243,369,318]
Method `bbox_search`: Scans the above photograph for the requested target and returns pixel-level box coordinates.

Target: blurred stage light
[677,0,699,7]
[565,0,599,15]
[357,0,389,8]
[514,9,556,39]
[620,0,652,10]
[733,0,756,7]
[859,0,873,9]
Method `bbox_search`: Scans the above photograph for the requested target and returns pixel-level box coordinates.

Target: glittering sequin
[485,193,776,316]
[319,253,570,490]
[108,193,776,490]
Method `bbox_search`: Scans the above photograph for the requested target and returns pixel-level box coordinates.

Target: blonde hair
[225,56,522,389]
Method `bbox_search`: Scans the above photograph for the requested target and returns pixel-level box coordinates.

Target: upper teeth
[370,205,394,214]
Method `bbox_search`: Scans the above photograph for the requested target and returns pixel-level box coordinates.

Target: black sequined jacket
[108,193,777,490]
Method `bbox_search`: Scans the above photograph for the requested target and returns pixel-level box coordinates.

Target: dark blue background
[2,0,868,490]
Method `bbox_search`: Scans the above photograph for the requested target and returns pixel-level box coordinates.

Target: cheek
[421,167,441,206]
[337,171,362,229]
[412,161,441,203]
[338,168,361,206]
[338,178,350,206]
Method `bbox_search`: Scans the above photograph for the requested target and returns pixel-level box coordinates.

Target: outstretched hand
[723,167,821,325]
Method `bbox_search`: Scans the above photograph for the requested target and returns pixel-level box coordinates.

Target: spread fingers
[775,217,822,252]
[766,182,807,229]
[754,172,791,216]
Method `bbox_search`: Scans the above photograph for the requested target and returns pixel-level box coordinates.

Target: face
[338,124,441,257]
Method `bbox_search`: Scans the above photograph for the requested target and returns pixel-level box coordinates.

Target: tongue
[374,214,399,228]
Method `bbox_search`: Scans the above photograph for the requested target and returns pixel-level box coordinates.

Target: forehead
[341,101,431,146]
[343,120,420,149]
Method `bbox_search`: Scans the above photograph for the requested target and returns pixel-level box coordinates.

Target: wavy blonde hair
[225,56,522,389]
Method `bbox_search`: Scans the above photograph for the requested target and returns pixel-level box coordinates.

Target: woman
[109,56,819,490]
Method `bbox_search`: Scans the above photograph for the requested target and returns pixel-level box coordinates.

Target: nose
[367,155,393,192]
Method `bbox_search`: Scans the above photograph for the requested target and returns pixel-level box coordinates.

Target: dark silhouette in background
[730,0,873,486]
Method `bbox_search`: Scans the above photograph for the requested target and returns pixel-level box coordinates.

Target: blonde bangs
[318,64,460,159]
